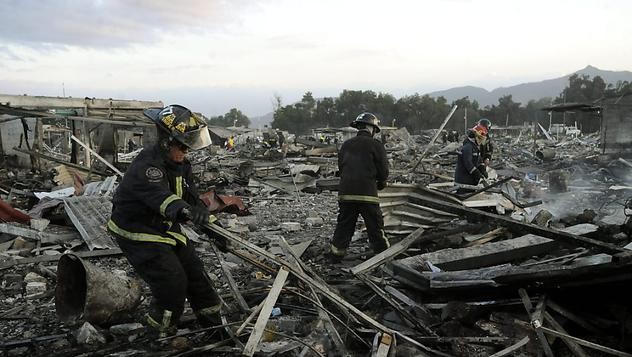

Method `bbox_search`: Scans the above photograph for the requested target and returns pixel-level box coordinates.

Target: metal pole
[412,105,458,171]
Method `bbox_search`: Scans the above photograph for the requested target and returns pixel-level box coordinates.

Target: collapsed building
[1,94,632,356]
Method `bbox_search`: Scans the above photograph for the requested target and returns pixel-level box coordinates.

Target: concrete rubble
[1,94,632,356]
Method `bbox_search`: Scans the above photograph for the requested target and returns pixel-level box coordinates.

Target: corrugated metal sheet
[63,196,115,250]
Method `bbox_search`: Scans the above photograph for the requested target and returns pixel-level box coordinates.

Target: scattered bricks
[25,281,47,297]
[109,322,144,335]
[281,222,301,232]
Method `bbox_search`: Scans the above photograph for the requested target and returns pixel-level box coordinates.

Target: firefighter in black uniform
[455,123,487,188]
[108,104,225,338]
[329,112,390,261]
[477,118,493,173]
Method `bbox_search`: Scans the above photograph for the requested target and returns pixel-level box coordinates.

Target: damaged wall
[0,117,36,167]
[601,98,632,154]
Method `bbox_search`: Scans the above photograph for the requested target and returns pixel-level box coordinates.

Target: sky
[1,0,631,117]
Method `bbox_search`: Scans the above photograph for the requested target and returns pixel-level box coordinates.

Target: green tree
[208,108,250,127]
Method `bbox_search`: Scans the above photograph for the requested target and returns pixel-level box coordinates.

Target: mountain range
[426,65,632,107]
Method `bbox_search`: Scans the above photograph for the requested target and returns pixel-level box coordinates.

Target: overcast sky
[1,0,631,117]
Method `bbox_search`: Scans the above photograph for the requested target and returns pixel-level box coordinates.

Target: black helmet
[144,104,212,150]
[478,118,492,129]
[350,112,381,133]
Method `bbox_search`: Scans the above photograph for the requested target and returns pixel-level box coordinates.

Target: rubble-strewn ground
[3,129,632,356]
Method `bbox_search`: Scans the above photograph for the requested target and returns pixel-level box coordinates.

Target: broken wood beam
[543,311,590,357]
[242,267,290,356]
[357,274,436,336]
[460,176,514,200]
[400,234,556,272]
[351,227,424,275]
[0,222,80,244]
[412,105,458,171]
[11,147,110,176]
[211,244,249,314]
[70,135,124,177]
[518,289,554,357]
[278,238,350,356]
[204,223,440,355]
[407,188,626,254]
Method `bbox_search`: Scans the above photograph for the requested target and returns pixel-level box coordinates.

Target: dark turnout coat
[108,144,205,246]
[455,138,482,185]
[337,131,389,203]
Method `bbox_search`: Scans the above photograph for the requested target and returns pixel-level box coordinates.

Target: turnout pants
[114,235,221,332]
[331,201,389,256]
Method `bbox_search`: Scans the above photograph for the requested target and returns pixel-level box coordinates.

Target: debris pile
[2,95,632,356]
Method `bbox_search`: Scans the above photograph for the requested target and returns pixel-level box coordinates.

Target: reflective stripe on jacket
[338,131,388,203]
[108,144,202,245]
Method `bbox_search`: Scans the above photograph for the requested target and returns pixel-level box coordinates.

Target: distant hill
[427,65,632,107]
[249,111,274,129]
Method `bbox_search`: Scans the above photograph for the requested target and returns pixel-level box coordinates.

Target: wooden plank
[358,274,436,336]
[213,244,249,314]
[406,188,626,254]
[399,234,556,272]
[242,267,290,356]
[350,228,424,275]
[544,311,590,357]
[560,224,599,236]
[0,94,162,110]
[0,222,80,244]
[464,227,507,247]
[412,105,458,170]
[278,238,350,357]
[205,223,442,357]
[518,289,554,357]
[489,336,530,357]
[11,147,110,176]
[373,333,393,357]
[71,135,123,177]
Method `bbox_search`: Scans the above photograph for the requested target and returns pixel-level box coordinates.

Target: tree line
[204,76,631,134]
[269,75,631,134]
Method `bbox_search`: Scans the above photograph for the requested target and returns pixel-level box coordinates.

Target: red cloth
[199,190,250,216]
[0,198,31,223]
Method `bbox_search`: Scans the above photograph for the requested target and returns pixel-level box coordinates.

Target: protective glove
[181,206,210,226]
[377,181,387,190]
[477,164,488,178]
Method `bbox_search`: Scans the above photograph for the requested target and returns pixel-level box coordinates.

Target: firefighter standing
[108,104,225,338]
[329,113,390,261]
[455,123,488,187]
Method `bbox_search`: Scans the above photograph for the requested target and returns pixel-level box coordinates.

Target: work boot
[195,304,222,328]
[327,244,346,263]
[145,311,177,340]
[196,304,229,341]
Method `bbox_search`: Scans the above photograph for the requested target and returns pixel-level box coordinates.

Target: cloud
[0,0,254,48]
[0,46,23,61]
